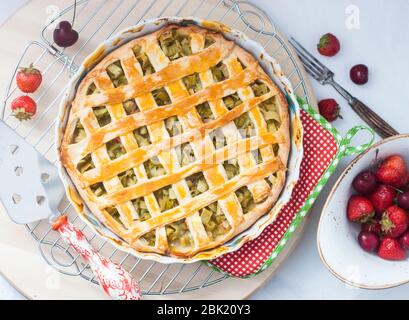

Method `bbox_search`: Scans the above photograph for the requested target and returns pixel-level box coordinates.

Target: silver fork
[289,37,398,139]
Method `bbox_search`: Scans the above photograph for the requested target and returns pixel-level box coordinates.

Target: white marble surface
[0,0,408,300]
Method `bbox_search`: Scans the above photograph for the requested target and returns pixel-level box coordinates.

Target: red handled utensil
[0,120,141,300]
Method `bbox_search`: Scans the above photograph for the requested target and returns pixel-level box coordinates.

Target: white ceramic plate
[318,134,409,289]
[55,17,303,263]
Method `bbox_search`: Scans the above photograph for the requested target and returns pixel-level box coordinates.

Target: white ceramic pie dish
[318,134,409,289]
[55,17,304,264]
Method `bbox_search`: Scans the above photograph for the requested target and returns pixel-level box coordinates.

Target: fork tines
[289,37,334,82]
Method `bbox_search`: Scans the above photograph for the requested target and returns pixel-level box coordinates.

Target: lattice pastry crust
[61,24,290,258]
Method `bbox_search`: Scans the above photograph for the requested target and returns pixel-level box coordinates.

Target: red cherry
[358,230,379,252]
[397,191,409,210]
[361,221,382,235]
[53,20,78,48]
[399,231,409,250]
[57,20,72,30]
[350,64,369,85]
[352,170,377,194]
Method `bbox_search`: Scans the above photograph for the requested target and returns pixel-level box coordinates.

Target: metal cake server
[0,120,141,300]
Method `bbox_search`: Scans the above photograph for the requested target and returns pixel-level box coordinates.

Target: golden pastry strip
[158,31,243,245]
[128,157,284,240]
[188,35,258,234]
[203,51,271,205]
[67,68,267,160]
[225,53,274,202]
[85,78,136,229]
[80,93,279,186]
[82,39,234,108]
[97,126,281,207]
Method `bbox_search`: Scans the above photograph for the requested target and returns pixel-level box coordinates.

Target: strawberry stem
[19,63,38,74]
[12,109,33,121]
[381,215,395,232]
[317,34,329,49]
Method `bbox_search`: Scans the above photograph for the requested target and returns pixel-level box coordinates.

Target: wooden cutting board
[0,0,317,300]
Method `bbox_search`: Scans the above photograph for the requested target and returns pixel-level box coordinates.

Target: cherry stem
[72,0,77,27]
[370,149,380,170]
[393,187,403,194]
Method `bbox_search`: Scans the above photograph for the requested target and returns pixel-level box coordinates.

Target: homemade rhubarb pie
[60,24,290,258]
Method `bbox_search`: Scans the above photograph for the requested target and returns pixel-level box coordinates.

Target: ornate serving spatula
[0,120,141,300]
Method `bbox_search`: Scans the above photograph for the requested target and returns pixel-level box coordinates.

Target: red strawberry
[317,33,340,57]
[376,155,409,188]
[369,184,397,216]
[16,63,42,93]
[347,195,374,223]
[318,98,341,122]
[378,237,406,261]
[381,205,409,238]
[361,220,382,235]
[10,95,37,121]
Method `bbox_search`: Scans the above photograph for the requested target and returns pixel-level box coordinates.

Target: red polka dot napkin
[210,108,339,277]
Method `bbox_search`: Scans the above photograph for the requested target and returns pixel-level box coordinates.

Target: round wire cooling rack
[1,0,312,296]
